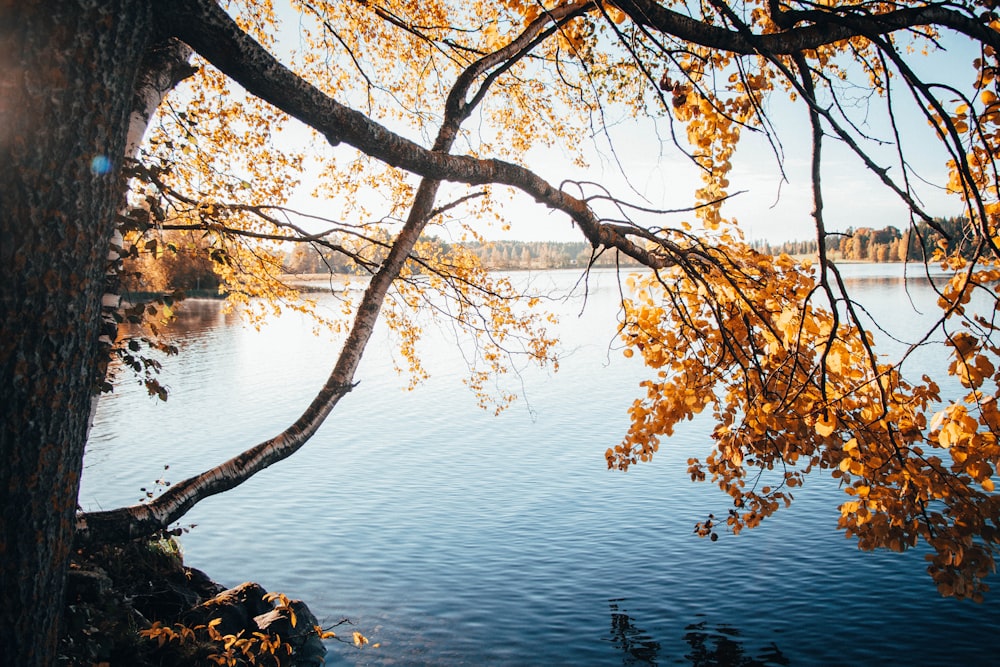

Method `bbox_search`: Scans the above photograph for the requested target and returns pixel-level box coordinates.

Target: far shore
[279,258,924,286]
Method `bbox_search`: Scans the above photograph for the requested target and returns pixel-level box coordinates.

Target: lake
[82,265,1000,665]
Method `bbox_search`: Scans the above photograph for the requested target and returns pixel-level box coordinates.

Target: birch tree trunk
[91,38,195,409]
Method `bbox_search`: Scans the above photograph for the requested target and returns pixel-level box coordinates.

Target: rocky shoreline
[59,537,329,666]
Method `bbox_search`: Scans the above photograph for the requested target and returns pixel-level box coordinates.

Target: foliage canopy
[12,1,1000,663]
[97,0,1000,602]
[7,14,1000,663]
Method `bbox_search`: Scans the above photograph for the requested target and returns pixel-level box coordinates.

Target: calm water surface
[83,266,1000,665]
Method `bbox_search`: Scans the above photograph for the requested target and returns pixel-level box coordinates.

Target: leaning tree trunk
[0,2,152,664]
[75,0,579,546]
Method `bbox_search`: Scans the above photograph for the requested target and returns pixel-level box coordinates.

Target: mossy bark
[0,2,153,663]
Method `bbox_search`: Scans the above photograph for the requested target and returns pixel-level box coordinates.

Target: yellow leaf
[827,349,843,374]
[775,307,796,331]
[607,6,627,23]
[815,413,837,437]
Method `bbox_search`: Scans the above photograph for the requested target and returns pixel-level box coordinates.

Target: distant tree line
[461,240,642,269]
[127,235,638,293]
[752,217,977,262]
[281,239,642,274]
[282,242,357,274]
[132,218,974,292]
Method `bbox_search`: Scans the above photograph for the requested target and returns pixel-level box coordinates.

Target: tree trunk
[0,2,152,664]
[92,38,195,403]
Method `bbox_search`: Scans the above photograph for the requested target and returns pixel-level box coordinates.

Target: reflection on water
[169,297,239,330]
[682,620,789,667]
[605,602,790,667]
[146,297,241,339]
[85,267,1000,666]
[607,599,661,666]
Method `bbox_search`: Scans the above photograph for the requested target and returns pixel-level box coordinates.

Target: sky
[493,30,977,246]
[267,5,979,246]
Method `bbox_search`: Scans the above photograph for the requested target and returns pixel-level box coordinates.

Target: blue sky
[497,29,979,245]
[269,8,979,245]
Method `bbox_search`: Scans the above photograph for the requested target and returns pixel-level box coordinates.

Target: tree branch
[78,0,605,543]
[156,0,678,270]
[612,0,1000,55]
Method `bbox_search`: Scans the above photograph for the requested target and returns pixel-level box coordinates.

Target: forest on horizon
[752,216,972,262]
[126,216,972,294]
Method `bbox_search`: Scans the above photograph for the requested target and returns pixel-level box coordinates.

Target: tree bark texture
[0,2,152,664]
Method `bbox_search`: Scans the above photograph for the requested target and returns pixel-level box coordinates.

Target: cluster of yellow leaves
[141,617,294,666]
[934,45,1000,260]
[932,46,1000,597]
[139,591,373,665]
[609,245,1000,600]
[138,1,325,331]
[669,71,749,232]
[290,0,594,175]
[131,0,579,406]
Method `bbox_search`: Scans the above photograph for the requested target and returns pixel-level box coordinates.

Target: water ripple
[84,270,1000,665]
